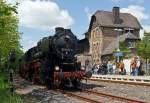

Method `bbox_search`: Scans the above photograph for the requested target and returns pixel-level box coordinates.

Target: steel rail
[56,89,149,103]
[83,89,149,103]
[56,89,104,103]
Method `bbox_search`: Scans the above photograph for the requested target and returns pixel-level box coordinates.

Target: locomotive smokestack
[66,29,71,33]
[112,6,120,24]
[55,27,64,33]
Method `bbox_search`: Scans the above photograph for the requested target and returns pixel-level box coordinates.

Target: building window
[127,41,135,48]
[93,31,95,38]
[92,30,94,38]
[96,29,98,37]
[124,29,134,33]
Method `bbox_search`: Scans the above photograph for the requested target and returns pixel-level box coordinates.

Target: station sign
[114,52,123,57]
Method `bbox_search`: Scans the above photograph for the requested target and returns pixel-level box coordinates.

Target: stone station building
[77,7,142,66]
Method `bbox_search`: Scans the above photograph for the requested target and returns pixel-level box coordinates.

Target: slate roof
[91,10,142,29]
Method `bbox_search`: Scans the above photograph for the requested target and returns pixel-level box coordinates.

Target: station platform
[91,74,150,83]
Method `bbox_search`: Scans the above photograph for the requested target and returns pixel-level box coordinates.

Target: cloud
[5,0,22,5]
[7,0,74,31]
[129,0,144,4]
[120,5,149,21]
[84,7,93,22]
[143,25,150,32]
[5,0,17,4]
[21,36,37,52]
[6,0,74,51]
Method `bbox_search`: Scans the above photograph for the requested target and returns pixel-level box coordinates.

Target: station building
[77,7,142,66]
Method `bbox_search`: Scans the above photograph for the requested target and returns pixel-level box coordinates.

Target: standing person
[98,63,103,74]
[8,49,16,95]
[102,60,108,75]
[85,60,92,72]
[130,58,137,76]
[112,62,116,74]
[107,61,113,75]
[92,64,99,74]
[92,64,96,74]
[95,64,100,74]
[136,56,142,75]
[119,60,126,75]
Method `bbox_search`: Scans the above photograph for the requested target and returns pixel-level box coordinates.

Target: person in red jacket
[130,58,137,76]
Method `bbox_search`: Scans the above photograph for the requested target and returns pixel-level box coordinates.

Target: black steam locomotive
[19,27,88,88]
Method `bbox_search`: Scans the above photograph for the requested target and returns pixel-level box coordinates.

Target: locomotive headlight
[55,66,60,71]
[80,66,85,71]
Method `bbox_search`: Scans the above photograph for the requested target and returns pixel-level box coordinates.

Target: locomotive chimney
[55,27,64,33]
[67,29,71,32]
[66,29,72,33]
[112,6,120,24]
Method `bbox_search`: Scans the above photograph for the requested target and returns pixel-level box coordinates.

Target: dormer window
[125,30,133,33]
[124,28,134,33]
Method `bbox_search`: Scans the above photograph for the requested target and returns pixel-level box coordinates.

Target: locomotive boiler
[19,27,89,88]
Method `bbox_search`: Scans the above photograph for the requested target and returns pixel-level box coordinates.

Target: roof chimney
[112,7,120,24]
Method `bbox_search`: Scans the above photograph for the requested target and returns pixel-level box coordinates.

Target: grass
[0,73,23,103]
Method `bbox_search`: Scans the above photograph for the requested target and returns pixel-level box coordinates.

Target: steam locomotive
[19,27,90,88]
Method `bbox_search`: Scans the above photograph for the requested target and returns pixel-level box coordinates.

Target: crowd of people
[130,56,143,76]
[86,56,143,76]
[91,60,117,75]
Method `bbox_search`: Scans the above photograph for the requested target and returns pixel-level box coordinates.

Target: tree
[0,1,23,70]
[119,41,130,53]
[136,32,150,75]
[136,32,150,60]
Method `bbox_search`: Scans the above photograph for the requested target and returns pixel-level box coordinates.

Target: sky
[5,0,150,51]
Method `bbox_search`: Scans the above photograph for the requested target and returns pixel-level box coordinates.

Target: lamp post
[114,28,123,62]
[114,28,123,74]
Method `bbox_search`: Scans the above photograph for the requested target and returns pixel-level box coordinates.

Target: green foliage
[0,74,9,89]
[136,33,150,59]
[113,41,130,59]
[0,1,23,69]
[0,74,23,103]
[0,88,23,103]
[119,41,130,53]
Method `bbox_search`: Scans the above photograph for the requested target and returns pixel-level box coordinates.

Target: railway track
[56,89,149,103]
[56,89,103,103]
[83,89,149,103]
[87,78,150,87]
[13,75,149,103]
